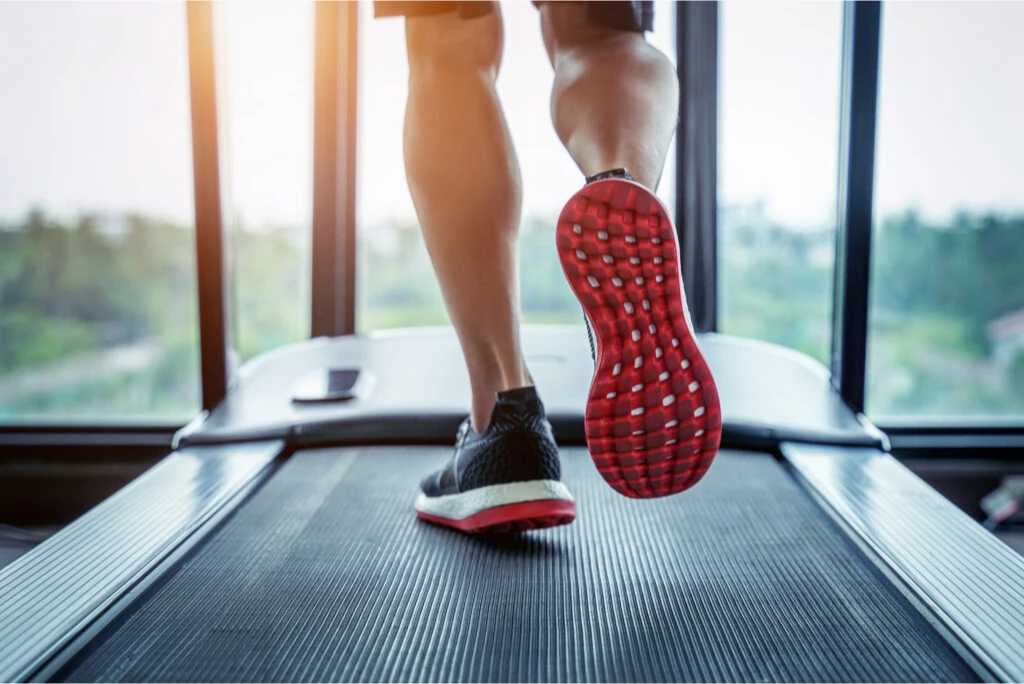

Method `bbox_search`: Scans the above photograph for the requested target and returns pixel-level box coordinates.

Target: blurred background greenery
[2,205,1022,422]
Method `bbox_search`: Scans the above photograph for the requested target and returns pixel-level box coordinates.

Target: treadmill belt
[58,447,976,683]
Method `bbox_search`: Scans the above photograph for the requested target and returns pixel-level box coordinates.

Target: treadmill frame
[4,425,1024,681]
[0,442,282,682]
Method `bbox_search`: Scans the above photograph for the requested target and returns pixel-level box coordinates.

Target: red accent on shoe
[416,499,577,534]
[556,177,722,498]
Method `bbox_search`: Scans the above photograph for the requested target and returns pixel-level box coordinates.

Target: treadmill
[2,325,1023,683]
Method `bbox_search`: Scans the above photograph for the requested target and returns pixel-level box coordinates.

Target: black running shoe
[414,386,577,534]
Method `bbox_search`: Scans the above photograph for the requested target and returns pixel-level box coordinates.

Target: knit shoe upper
[415,386,576,534]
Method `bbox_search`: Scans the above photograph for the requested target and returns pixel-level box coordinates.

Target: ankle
[586,167,636,184]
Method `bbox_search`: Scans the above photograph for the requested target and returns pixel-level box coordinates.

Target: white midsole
[415,480,574,520]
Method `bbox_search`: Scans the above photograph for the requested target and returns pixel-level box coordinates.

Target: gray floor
[0,525,57,571]
[0,542,31,570]
[996,530,1024,556]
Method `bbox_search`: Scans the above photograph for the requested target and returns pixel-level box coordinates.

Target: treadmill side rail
[0,441,282,683]
[784,442,1024,683]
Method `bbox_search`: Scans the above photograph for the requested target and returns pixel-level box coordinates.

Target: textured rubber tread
[556,178,722,497]
[416,499,577,534]
[56,447,977,683]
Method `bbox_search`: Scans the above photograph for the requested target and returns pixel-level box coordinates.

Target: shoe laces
[584,312,596,364]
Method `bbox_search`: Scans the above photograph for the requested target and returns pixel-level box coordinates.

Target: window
[214,2,315,363]
[717,1,844,364]
[356,1,677,333]
[0,3,199,423]
[867,2,1024,422]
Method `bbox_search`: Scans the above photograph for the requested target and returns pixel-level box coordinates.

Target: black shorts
[373,1,654,33]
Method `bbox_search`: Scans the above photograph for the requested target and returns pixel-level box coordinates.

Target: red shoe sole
[556,178,722,498]
[416,499,577,535]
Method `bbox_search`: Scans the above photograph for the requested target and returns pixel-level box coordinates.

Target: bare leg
[540,2,680,190]
[404,8,530,433]
[540,4,721,498]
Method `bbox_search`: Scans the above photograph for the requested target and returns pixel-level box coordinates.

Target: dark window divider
[675,1,719,333]
[186,1,230,411]
[831,1,882,414]
[311,1,359,338]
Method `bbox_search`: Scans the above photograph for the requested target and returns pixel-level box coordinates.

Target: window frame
[0,0,220,438]
[189,0,231,413]
[676,2,719,333]
[831,0,881,416]
[310,0,359,339]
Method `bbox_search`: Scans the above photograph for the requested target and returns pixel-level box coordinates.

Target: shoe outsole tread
[556,178,722,498]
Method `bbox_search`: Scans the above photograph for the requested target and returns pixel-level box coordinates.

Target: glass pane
[717,2,844,364]
[356,2,677,332]
[356,3,441,332]
[214,2,314,363]
[868,2,1024,422]
[0,3,199,423]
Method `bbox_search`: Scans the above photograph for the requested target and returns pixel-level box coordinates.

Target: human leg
[540,1,678,189]
[404,6,530,434]
[396,4,576,532]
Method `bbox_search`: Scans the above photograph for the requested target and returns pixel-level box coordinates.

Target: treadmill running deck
[57,448,975,683]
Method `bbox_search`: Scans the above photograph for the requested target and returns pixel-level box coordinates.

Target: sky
[1,1,1023,231]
